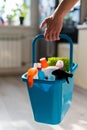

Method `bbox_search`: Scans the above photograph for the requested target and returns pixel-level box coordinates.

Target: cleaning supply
[43,66,58,81]
[40,57,48,68]
[52,69,73,83]
[48,57,70,71]
[37,63,45,80]
[33,63,39,79]
[27,68,38,87]
[56,60,64,69]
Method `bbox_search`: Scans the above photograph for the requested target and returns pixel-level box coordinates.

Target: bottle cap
[40,57,48,68]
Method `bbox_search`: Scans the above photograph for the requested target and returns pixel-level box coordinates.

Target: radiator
[0,36,22,68]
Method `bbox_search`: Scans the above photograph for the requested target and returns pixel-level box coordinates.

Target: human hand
[39,0,78,41]
[40,15,63,41]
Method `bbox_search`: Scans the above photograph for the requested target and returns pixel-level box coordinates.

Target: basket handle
[32,34,73,72]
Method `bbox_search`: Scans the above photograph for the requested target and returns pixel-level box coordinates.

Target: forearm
[53,0,79,19]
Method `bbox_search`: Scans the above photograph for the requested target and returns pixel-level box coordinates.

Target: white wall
[58,27,87,90]
[75,28,87,90]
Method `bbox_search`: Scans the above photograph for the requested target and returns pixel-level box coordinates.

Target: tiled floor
[0,76,87,130]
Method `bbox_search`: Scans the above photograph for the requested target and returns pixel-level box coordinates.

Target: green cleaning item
[48,57,70,72]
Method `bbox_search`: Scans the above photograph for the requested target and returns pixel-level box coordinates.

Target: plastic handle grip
[32,34,73,72]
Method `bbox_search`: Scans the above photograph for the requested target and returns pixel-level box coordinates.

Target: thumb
[40,18,48,29]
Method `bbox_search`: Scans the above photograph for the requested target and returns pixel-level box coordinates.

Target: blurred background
[0,0,87,130]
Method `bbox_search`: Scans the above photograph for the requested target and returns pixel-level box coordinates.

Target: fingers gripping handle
[32,34,73,72]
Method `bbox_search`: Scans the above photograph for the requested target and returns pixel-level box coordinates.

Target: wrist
[52,11,64,22]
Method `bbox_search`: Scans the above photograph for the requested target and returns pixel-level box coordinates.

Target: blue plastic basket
[22,34,78,125]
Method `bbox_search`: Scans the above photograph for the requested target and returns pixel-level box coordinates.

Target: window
[63,0,80,26]
[0,0,31,26]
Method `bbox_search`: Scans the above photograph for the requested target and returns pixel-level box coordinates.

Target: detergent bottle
[43,66,57,81]
[40,57,48,68]
[37,63,45,80]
